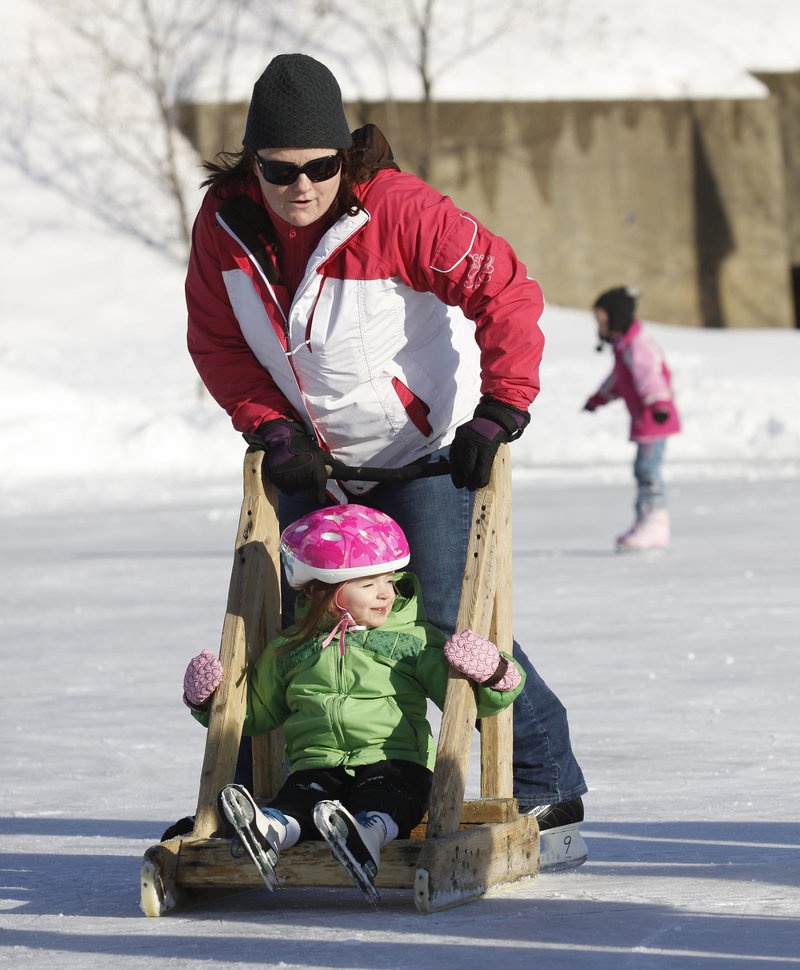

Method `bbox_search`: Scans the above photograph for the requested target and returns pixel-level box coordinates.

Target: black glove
[449,398,530,490]
[651,401,671,424]
[255,418,329,503]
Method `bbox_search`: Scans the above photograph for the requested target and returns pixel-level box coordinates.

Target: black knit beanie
[593,286,639,334]
[243,53,353,151]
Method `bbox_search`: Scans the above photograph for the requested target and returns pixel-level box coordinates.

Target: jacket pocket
[391,377,433,436]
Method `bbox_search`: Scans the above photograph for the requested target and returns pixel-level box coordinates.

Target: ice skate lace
[354,811,388,851]
[354,811,381,829]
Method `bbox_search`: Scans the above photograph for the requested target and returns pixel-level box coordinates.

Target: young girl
[182,504,524,903]
[583,286,681,551]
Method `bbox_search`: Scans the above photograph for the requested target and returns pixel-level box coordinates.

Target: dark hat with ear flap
[243,53,353,151]
[593,286,640,334]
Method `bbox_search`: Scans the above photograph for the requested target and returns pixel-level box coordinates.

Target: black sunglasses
[254,152,342,186]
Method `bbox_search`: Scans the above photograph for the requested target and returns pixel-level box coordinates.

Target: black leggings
[268,760,433,841]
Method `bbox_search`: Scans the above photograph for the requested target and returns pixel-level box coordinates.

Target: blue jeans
[278,449,587,807]
[634,439,667,519]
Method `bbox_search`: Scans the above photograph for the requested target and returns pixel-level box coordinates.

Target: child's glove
[583,394,604,412]
[651,401,671,424]
[443,630,522,691]
[183,650,223,710]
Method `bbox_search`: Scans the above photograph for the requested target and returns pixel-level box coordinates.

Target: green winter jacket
[195,572,524,773]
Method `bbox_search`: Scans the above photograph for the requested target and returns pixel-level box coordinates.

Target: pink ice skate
[616,509,670,552]
[443,629,521,691]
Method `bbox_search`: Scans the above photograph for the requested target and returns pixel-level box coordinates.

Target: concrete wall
[754,71,800,327]
[181,86,800,328]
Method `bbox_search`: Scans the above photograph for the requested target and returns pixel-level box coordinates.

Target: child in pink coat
[583,286,681,551]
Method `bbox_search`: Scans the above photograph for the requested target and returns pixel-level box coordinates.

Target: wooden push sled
[140,443,539,915]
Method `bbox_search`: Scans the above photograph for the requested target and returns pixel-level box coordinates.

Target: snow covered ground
[2,478,798,968]
[2,1,800,967]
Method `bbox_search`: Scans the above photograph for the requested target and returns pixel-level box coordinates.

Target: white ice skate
[217,784,287,891]
[617,509,669,552]
[313,800,384,905]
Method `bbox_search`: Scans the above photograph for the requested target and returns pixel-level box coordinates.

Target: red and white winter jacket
[589,320,681,442]
[186,160,545,471]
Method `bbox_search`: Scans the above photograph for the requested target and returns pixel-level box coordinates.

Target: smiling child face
[337,572,396,628]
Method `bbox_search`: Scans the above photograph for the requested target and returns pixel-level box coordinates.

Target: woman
[185,52,587,868]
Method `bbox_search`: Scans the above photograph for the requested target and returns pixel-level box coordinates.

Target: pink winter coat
[587,321,680,442]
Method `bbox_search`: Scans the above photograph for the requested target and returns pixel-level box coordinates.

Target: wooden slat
[193,451,280,837]
[175,837,421,889]
[481,447,514,798]
[251,480,285,800]
[425,446,505,839]
[415,815,540,913]
[409,798,518,838]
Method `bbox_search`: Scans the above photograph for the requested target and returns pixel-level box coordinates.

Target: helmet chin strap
[320,583,366,656]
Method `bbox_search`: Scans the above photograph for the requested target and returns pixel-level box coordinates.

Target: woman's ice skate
[521,796,588,870]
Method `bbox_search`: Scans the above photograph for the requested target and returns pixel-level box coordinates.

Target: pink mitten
[443,629,521,691]
[183,650,223,710]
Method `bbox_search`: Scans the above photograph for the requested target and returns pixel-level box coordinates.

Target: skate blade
[539,822,588,871]
[219,788,281,891]
[315,806,381,906]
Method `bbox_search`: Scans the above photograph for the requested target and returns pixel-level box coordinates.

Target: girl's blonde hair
[279,579,341,652]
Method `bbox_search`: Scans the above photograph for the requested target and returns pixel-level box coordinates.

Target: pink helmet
[280,505,411,588]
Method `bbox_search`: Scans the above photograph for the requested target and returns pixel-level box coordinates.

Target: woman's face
[337,573,396,629]
[254,147,341,227]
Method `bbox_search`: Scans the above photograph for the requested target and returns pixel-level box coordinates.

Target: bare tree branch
[2,0,249,262]
[233,0,545,179]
